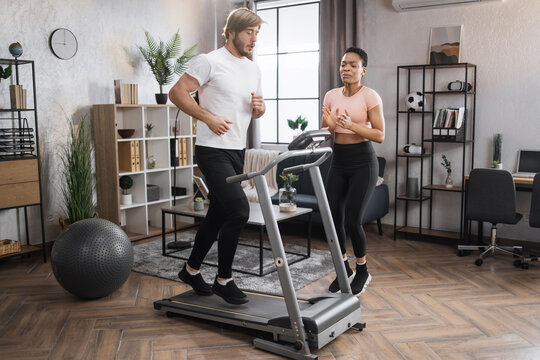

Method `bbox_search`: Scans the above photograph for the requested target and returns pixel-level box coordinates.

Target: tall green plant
[493,133,502,164]
[138,30,197,94]
[60,116,95,225]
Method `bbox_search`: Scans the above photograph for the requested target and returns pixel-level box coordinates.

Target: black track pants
[187,145,249,278]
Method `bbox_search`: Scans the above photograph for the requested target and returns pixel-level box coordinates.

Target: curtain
[320,0,365,104]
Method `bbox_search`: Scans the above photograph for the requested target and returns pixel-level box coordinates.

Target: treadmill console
[288,129,331,150]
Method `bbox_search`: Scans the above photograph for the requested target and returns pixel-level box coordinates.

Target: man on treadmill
[168,8,265,304]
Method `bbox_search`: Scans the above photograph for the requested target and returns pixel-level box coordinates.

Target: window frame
[255,0,320,145]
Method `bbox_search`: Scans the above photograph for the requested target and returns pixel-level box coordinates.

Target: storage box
[147,184,160,202]
[171,186,186,196]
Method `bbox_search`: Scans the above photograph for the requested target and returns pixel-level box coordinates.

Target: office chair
[458,168,523,266]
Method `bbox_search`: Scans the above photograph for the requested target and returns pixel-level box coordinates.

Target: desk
[161,202,313,276]
[462,174,534,242]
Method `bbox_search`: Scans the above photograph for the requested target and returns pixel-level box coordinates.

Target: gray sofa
[271,154,389,235]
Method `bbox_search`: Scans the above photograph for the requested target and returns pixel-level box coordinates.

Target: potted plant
[0,65,12,83]
[193,196,204,211]
[493,133,503,169]
[278,173,299,212]
[441,154,453,188]
[145,122,154,137]
[119,175,134,205]
[287,115,308,137]
[59,116,96,228]
[138,30,197,104]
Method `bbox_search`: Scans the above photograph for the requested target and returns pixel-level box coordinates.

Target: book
[114,80,122,104]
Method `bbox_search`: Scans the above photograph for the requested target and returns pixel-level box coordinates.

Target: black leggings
[326,141,378,258]
[187,145,249,279]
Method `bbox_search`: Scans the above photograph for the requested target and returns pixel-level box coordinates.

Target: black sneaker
[178,263,212,296]
[212,276,249,305]
[351,263,372,295]
[328,260,355,293]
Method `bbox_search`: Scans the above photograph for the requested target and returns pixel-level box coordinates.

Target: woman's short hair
[222,8,263,41]
[344,47,368,67]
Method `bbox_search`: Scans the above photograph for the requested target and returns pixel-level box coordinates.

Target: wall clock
[49,28,78,60]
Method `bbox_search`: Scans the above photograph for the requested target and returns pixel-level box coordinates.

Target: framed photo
[193,175,209,200]
[429,25,462,65]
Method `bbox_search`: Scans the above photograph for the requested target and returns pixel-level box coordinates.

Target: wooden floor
[1,224,540,360]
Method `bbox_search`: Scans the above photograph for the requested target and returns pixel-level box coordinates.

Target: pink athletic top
[323,86,382,134]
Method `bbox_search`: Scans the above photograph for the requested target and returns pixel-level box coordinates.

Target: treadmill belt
[168,290,311,323]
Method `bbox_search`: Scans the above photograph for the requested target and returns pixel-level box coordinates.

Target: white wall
[0,0,218,243]
[363,0,540,241]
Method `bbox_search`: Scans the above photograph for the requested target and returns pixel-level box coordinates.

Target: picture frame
[193,175,209,200]
[429,25,462,65]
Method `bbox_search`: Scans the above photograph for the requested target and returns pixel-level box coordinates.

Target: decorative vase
[445,172,453,188]
[279,187,297,212]
[145,130,152,138]
[495,163,503,170]
[121,194,132,205]
[155,93,168,104]
[147,155,156,169]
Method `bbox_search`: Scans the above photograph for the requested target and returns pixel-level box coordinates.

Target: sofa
[270,153,389,235]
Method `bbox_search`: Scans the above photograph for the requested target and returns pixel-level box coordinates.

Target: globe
[9,42,23,58]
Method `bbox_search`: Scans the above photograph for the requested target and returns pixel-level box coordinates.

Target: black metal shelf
[394,62,476,242]
[0,58,46,262]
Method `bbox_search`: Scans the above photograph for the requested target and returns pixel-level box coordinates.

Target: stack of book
[9,85,27,109]
[432,107,465,141]
[170,138,189,166]
[118,141,141,171]
[114,80,138,105]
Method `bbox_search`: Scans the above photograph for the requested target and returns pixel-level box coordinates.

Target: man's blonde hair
[222,7,263,41]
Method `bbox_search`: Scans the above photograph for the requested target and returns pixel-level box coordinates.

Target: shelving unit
[0,58,46,261]
[92,104,197,240]
[393,63,477,241]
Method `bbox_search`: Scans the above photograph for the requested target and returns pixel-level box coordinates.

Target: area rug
[132,229,335,296]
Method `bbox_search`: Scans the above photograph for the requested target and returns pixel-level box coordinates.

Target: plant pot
[279,187,297,212]
[121,194,132,205]
[494,163,503,169]
[194,200,204,211]
[155,93,168,104]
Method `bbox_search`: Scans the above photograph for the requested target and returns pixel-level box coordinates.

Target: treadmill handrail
[226,147,332,184]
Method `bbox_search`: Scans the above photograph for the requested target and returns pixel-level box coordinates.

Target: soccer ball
[406,92,424,112]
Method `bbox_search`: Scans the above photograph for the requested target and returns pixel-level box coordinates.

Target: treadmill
[154,130,365,360]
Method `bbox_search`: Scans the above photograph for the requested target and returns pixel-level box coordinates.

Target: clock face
[49,28,78,60]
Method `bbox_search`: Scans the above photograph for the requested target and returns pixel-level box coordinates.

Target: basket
[0,239,21,256]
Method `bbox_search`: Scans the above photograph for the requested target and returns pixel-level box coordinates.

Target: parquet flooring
[1,224,540,359]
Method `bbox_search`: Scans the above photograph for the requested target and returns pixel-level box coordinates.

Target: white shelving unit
[92,104,196,240]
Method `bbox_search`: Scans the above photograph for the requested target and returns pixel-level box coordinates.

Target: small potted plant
[145,123,155,137]
[441,154,453,188]
[0,64,12,83]
[193,196,204,211]
[279,173,299,212]
[493,133,503,169]
[287,115,308,137]
[119,175,134,205]
[138,30,197,104]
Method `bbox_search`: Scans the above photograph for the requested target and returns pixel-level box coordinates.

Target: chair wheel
[475,259,483,266]
[514,259,522,267]
[521,263,529,270]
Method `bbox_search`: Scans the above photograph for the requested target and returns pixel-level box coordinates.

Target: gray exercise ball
[51,218,134,299]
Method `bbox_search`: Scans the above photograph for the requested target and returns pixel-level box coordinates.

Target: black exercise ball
[51,218,134,299]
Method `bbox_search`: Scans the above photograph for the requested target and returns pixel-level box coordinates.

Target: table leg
[259,225,264,276]
[307,212,312,258]
[161,210,166,256]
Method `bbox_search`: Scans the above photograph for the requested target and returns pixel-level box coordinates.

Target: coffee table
[161,202,312,276]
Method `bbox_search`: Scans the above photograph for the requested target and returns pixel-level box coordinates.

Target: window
[255,0,320,144]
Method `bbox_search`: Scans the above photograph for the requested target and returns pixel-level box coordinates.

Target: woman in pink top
[322,47,385,295]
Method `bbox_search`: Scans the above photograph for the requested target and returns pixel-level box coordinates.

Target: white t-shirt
[187,47,262,150]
